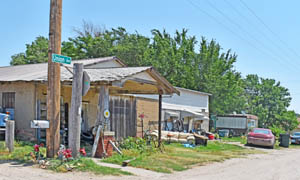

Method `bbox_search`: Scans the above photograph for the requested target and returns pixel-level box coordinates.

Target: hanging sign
[104,109,110,119]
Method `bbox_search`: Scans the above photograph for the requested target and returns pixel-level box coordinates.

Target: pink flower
[79,148,86,156]
[34,144,40,152]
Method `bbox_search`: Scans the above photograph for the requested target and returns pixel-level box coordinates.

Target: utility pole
[47,0,62,158]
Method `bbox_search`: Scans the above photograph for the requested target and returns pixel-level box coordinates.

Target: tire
[81,132,94,141]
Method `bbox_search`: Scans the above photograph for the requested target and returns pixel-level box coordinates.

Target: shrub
[118,137,158,154]
[270,125,285,137]
[119,137,147,152]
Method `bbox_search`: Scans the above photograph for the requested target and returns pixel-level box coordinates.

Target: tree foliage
[10,36,49,65]
[244,74,298,131]
[9,23,298,130]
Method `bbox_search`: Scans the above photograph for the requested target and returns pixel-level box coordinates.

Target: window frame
[2,92,16,109]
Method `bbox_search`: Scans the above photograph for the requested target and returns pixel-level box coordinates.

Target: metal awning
[164,110,180,119]
[162,102,209,120]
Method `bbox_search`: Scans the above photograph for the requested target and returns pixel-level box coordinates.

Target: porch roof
[0,62,179,95]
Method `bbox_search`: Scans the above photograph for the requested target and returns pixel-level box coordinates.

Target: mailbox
[31,120,49,129]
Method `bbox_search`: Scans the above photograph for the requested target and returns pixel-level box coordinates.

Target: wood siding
[136,98,159,137]
[109,96,137,140]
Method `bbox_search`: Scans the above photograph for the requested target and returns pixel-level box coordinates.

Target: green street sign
[52,53,72,64]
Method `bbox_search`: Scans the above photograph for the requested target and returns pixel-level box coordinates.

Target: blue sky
[1,0,300,112]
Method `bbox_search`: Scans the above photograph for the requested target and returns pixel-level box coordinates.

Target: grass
[221,136,247,144]
[49,158,131,175]
[0,141,131,176]
[103,141,262,173]
[0,141,44,162]
[289,144,300,149]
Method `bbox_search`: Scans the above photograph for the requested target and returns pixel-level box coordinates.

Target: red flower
[79,148,86,156]
[39,143,44,147]
[63,149,72,159]
[34,144,40,152]
[139,114,145,119]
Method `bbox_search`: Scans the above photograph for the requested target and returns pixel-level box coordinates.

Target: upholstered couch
[150,130,195,143]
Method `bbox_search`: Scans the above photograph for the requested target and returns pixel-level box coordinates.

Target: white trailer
[216,114,258,135]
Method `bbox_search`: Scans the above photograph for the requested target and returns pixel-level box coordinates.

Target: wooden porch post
[68,63,83,158]
[158,94,162,147]
[98,85,110,130]
[91,85,110,157]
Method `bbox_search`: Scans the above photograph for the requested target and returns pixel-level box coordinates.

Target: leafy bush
[119,137,147,152]
[270,125,285,137]
[118,137,159,155]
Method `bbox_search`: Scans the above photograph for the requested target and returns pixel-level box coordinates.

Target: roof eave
[147,67,180,95]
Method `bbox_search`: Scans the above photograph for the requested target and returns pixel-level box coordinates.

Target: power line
[186,0,269,56]
[187,0,299,74]
[239,0,300,63]
[223,0,300,68]
[204,0,299,73]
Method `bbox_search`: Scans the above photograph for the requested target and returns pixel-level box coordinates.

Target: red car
[247,128,275,149]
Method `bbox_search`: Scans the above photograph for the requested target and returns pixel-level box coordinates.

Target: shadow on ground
[0,160,34,167]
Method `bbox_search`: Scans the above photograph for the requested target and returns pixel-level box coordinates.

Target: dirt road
[1,148,300,180]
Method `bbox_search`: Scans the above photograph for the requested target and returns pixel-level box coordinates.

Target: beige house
[0,56,179,141]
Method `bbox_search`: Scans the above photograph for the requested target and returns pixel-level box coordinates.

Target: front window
[2,92,15,109]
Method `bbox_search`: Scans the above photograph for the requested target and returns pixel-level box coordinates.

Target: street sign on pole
[52,53,72,64]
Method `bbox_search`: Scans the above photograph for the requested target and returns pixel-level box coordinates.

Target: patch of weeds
[221,136,247,144]
[196,141,243,152]
[0,141,130,176]
[49,158,131,175]
[0,141,46,162]
[290,144,300,149]
[104,139,262,173]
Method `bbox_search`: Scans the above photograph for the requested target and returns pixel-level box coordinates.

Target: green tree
[195,38,246,114]
[244,74,296,130]
[10,36,49,65]
[276,110,298,132]
[62,25,150,66]
[10,25,297,123]
[9,26,247,115]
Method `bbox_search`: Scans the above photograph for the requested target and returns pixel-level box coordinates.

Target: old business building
[0,57,179,141]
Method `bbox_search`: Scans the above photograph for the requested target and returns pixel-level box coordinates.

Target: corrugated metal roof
[162,102,209,120]
[0,63,150,82]
[0,56,179,95]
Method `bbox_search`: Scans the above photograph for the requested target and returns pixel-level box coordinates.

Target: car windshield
[293,132,300,136]
[253,129,269,134]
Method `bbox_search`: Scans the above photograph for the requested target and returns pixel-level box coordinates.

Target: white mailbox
[31,120,50,129]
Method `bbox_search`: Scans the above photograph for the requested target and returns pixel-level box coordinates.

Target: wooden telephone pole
[47,0,62,158]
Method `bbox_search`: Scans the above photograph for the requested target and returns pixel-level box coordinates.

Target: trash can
[218,129,229,137]
[279,133,290,148]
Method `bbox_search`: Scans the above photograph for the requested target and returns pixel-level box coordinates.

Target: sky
[0,0,300,112]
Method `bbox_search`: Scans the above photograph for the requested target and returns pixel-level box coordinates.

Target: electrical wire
[203,0,299,73]
[186,0,269,57]
[224,0,300,68]
[239,0,300,65]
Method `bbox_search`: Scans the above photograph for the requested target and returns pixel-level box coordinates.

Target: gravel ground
[1,147,300,180]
